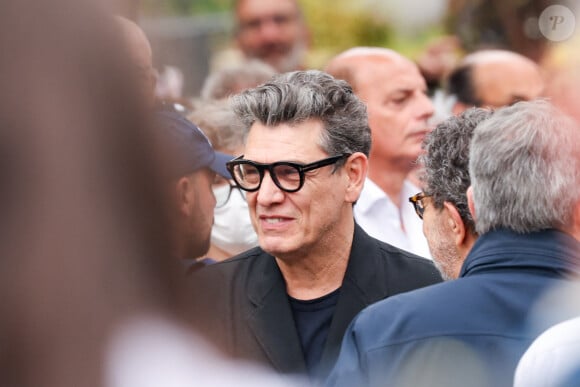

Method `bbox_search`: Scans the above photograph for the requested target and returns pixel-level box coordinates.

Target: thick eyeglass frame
[409,192,431,220]
[214,180,246,209]
[226,153,351,193]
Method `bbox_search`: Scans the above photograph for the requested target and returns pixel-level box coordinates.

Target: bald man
[115,16,157,106]
[448,49,544,114]
[326,47,434,259]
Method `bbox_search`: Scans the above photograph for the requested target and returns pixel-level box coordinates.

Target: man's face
[236,0,306,72]
[355,56,434,169]
[473,59,544,109]
[420,196,461,280]
[189,168,217,258]
[243,119,350,259]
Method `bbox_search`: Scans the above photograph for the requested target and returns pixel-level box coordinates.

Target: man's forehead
[473,60,543,106]
[356,58,425,92]
[236,0,299,18]
[244,120,324,159]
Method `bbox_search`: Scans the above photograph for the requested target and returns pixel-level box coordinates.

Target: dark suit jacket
[189,224,441,380]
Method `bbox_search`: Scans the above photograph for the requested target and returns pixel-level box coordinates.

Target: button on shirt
[354,178,432,259]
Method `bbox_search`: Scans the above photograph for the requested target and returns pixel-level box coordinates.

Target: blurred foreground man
[115,16,157,107]
[326,100,580,387]
[190,70,441,382]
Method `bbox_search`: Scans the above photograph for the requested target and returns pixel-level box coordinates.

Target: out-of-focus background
[125,0,580,98]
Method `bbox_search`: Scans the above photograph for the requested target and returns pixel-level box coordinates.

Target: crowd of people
[2,0,580,386]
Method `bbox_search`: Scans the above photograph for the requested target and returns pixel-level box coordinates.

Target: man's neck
[276,221,354,301]
[367,163,409,208]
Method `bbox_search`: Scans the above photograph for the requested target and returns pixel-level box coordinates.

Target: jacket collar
[245,252,307,374]
[245,223,385,378]
[316,224,390,378]
[460,228,580,278]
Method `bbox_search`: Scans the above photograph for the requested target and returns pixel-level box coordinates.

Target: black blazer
[189,224,442,380]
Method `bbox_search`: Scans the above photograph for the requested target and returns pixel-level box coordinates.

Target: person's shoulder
[350,280,460,346]
[515,316,580,387]
[372,235,440,276]
[376,238,432,264]
[523,316,580,355]
[352,225,442,287]
[189,246,265,284]
[198,246,263,270]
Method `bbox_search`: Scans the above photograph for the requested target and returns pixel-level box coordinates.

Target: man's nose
[256,170,284,205]
[416,91,435,121]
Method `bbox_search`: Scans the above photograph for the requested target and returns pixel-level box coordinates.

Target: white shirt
[514,316,580,387]
[354,178,432,259]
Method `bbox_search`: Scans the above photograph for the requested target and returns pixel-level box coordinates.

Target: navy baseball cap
[155,110,231,178]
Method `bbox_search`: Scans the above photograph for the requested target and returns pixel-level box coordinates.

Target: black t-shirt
[288,288,341,378]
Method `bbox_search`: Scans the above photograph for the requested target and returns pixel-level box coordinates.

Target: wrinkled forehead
[244,119,326,162]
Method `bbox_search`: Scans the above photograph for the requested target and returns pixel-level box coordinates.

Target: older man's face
[242,119,350,259]
[236,0,306,72]
[355,56,434,168]
[420,196,462,280]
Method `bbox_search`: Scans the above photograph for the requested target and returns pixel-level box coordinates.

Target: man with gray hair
[189,70,441,382]
[326,100,580,387]
[409,107,491,280]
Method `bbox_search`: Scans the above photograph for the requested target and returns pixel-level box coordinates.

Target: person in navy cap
[153,110,232,262]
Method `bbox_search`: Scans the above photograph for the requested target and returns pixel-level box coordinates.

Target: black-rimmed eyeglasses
[226,153,351,193]
[409,192,431,219]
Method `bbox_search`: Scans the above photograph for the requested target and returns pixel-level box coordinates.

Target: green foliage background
[140,0,444,68]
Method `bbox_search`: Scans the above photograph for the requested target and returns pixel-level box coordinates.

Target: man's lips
[258,215,294,229]
[259,215,293,223]
[408,127,432,140]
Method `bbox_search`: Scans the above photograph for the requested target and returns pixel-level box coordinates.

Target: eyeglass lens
[233,163,302,192]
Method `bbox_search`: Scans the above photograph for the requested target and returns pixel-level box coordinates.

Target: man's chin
[259,238,297,260]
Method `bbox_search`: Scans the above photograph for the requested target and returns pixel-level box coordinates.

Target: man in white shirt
[326,47,434,258]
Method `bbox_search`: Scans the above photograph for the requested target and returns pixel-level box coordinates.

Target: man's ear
[466,186,476,223]
[344,152,368,203]
[175,175,196,217]
[443,201,467,248]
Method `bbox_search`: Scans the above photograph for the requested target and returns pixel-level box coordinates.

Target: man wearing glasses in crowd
[407,108,490,280]
[189,70,441,382]
[326,101,580,387]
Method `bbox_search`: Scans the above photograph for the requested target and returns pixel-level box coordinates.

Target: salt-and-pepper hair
[420,108,493,234]
[231,70,371,158]
[469,99,580,234]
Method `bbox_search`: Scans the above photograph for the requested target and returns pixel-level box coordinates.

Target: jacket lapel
[245,253,307,375]
[316,224,389,379]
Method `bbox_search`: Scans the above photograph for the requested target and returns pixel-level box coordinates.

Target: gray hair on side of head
[230,70,371,157]
[188,99,247,154]
[200,60,277,100]
[469,99,580,234]
[420,107,493,234]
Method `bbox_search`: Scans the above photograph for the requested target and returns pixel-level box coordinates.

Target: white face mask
[211,184,258,256]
